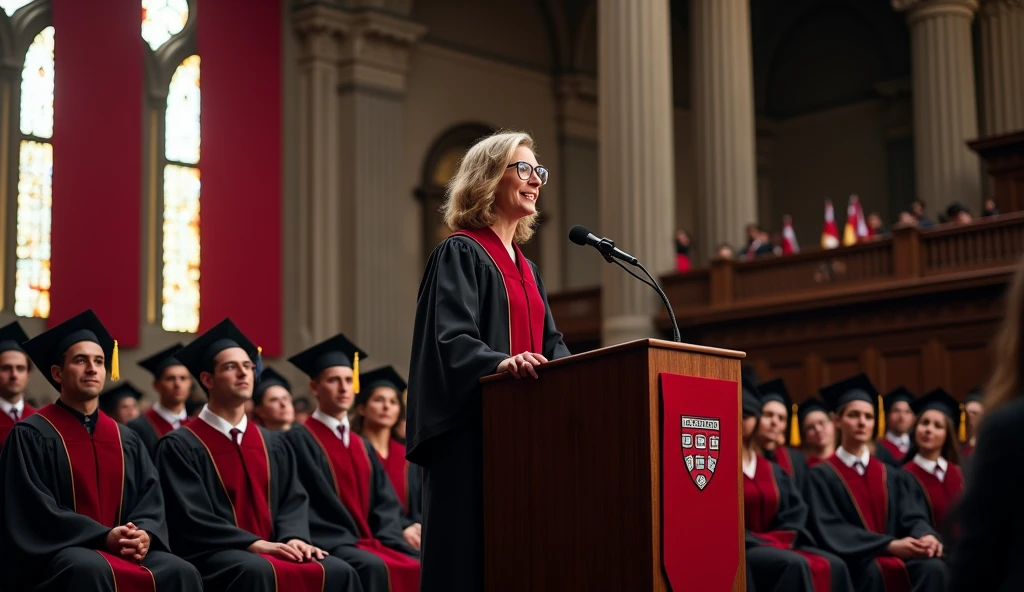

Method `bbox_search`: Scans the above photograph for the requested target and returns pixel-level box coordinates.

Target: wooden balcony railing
[549,211,1024,346]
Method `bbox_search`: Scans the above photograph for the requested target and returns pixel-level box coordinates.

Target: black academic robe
[407,231,570,592]
[806,456,947,592]
[948,398,1024,592]
[873,442,901,467]
[0,406,201,591]
[127,408,177,459]
[288,425,418,592]
[403,462,423,528]
[766,446,809,492]
[745,455,854,592]
[155,421,358,592]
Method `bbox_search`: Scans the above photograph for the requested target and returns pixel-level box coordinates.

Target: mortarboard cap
[759,378,800,447]
[288,333,368,392]
[797,398,828,425]
[965,386,984,404]
[742,376,762,419]
[22,309,119,392]
[175,318,259,393]
[911,388,959,426]
[138,343,185,379]
[883,386,915,411]
[99,382,142,414]
[253,367,291,406]
[819,373,879,414]
[0,321,29,356]
[355,366,407,406]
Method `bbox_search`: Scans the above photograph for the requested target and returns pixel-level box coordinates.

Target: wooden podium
[480,339,746,591]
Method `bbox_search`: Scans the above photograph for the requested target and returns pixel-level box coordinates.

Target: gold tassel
[959,403,967,443]
[876,394,886,439]
[790,403,801,447]
[353,352,360,394]
[111,340,120,381]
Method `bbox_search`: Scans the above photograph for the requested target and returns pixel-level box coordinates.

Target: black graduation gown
[0,413,201,591]
[765,446,809,492]
[155,424,358,592]
[126,408,176,460]
[407,235,570,592]
[873,442,901,467]
[805,457,947,592]
[402,463,423,528]
[948,397,1024,592]
[745,457,854,592]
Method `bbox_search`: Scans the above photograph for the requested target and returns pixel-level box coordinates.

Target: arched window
[13,25,54,318]
[161,54,200,333]
[141,0,188,51]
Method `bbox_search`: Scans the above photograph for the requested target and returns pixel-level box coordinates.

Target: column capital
[293,5,426,93]
[893,0,979,23]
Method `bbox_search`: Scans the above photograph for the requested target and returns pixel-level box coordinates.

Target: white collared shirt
[742,453,757,480]
[836,446,871,475]
[885,431,910,453]
[199,405,248,445]
[312,409,350,447]
[0,397,24,420]
[912,454,949,483]
[152,401,187,430]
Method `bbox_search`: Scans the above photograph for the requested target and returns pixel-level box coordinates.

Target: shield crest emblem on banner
[680,415,721,491]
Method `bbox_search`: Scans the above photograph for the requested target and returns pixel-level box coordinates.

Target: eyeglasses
[507,161,549,185]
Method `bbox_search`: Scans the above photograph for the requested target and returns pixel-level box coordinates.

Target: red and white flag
[821,200,840,249]
[782,215,799,255]
[843,194,869,246]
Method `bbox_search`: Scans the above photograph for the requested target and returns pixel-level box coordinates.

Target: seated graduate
[354,365,422,549]
[251,367,295,431]
[900,388,964,532]
[878,387,916,461]
[99,382,142,425]
[155,319,360,592]
[742,378,854,592]
[798,398,835,468]
[0,309,202,591]
[757,378,808,490]
[286,335,420,592]
[806,373,947,592]
[0,321,36,444]
[959,387,983,459]
[127,344,190,458]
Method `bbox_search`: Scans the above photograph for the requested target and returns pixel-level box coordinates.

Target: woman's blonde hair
[441,130,539,244]
[985,255,1024,413]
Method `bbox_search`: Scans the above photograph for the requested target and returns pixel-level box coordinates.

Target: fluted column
[691,0,759,258]
[894,0,982,212]
[598,0,676,345]
[979,0,1024,135]
[292,5,424,371]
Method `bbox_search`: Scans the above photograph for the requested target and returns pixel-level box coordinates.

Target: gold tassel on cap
[959,403,967,443]
[876,394,886,439]
[790,403,801,447]
[111,340,120,381]
[353,352,360,394]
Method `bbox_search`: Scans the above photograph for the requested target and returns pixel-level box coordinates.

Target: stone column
[894,0,982,212]
[597,0,676,345]
[691,0,759,258]
[292,5,424,372]
[556,74,600,290]
[978,0,1024,135]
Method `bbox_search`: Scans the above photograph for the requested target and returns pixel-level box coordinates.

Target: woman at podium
[406,131,570,592]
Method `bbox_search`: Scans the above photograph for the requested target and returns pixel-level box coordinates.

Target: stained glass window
[14,26,54,319]
[0,0,33,17]
[141,0,189,52]
[162,55,200,332]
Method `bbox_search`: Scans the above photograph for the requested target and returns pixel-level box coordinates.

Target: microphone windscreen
[568,225,592,246]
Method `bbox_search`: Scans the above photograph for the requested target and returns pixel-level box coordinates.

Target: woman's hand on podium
[498,352,549,379]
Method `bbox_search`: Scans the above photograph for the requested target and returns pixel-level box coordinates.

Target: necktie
[934,466,945,482]
[229,428,242,446]
[338,424,347,446]
[8,409,17,422]
[854,461,866,476]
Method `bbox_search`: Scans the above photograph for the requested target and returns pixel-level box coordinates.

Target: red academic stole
[878,438,905,460]
[743,456,831,592]
[806,454,826,468]
[380,439,410,513]
[305,418,420,592]
[451,227,545,354]
[903,462,964,530]
[0,402,36,445]
[143,407,175,438]
[36,405,156,592]
[825,456,911,592]
[186,419,326,592]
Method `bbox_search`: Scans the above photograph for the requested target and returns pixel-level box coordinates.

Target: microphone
[567,225,681,343]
